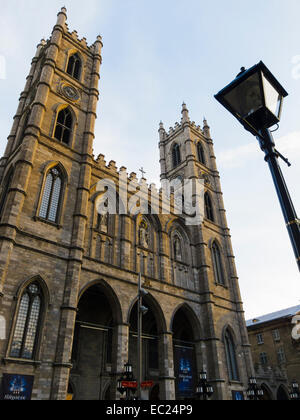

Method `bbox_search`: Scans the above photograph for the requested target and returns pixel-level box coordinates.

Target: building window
[39,166,63,224]
[256,333,264,345]
[197,142,205,165]
[66,53,82,80]
[211,242,225,285]
[277,347,286,364]
[272,329,281,342]
[172,143,181,168]
[54,108,73,145]
[224,330,239,381]
[204,192,214,222]
[10,282,43,360]
[259,352,268,366]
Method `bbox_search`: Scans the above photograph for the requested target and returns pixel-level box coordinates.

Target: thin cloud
[218,131,300,168]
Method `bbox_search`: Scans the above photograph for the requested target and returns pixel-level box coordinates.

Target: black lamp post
[195,371,214,400]
[137,273,149,401]
[117,362,137,401]
[246,377,264,401]
[290,380,300,400]
[215,61,300,272]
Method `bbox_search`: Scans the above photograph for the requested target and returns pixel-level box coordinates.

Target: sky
[0,0,299,320]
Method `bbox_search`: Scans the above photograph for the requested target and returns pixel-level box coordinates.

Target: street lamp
[137,273,149,400]
[195,371,214,400]
[215,61,300,271]
[290,380,300,400]
[117,361,137,400]
[246,377,264,401]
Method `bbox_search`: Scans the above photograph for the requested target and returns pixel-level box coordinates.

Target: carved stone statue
[139,220,149,248]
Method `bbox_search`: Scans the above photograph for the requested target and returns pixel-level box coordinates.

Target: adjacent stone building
[247,305,300,400]
[0,8,253,400]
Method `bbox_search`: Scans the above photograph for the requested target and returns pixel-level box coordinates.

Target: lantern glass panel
[262,74,282,118]
[223,72,262,119]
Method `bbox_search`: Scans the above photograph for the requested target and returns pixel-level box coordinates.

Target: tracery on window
[39,166,63,224]
[10,282,43,360]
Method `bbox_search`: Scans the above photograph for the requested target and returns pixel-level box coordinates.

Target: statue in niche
[174,236,182,261]
[139,220,149,248]
[97,212,108,233]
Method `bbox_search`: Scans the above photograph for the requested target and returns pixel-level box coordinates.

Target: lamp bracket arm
[274,148,292,167]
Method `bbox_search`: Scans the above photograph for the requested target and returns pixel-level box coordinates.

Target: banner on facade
[174,345,195,398]
[232,390,245,400]
[0,374,34,400]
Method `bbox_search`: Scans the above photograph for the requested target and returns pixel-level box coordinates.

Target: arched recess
[50,104,78,148]
[167,220,194,289]
[135,213,162,279]
[36,162,68,226]
[277,384,290,400]
[260,383,273,400]
[222,325,240,382]
[70,280,122,400]
[171,304,201,399]
[9,275,49,361]
[128,293,167,400]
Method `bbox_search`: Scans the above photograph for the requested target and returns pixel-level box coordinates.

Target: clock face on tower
[62,84,80,101]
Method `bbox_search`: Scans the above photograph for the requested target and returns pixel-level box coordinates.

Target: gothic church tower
[0,8,253,401]
[0,8,103,400]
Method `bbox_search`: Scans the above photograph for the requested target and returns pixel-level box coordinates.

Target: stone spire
[181,102,190,124]
[203,117,211,139]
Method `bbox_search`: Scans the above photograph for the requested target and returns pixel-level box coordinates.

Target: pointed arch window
[172,143,181,168]
[54,108,73,145]
[39,166,64,223]
[224,329,239,381]
[204,192,214,222]
[10,282,43,360]
[197,142,206,165]
[67,53,82,80]
[211,242,225,285]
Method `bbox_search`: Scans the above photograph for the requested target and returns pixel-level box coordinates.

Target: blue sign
[232,391,244,400]
[1,374,34,400]
[175,346,195,398]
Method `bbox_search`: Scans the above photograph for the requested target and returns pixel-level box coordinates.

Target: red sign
[121,381,138,389]
[141,381,154,389]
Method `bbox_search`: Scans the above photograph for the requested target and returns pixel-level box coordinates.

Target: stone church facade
[0,8,253,400]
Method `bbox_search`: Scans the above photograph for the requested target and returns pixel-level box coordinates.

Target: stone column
[120,214,132,270]
[159,231,171,283]
[159,331,176,400]
[112,323,130,400]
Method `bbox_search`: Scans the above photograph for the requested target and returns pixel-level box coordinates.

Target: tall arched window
[197,142,206,165]
[10,282,43,360]
[211,242,225,285]
[204,192,214,222]
[172,144,181,168]
[54,108,73,145]
[224,329,239,381]
[39,166,64,223]
[67,53,82,80]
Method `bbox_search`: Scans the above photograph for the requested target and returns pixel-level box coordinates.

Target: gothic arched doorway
[128,294,165,400]
[70,282,122,400]
[277,385,289,400]
[171,305,199,400]
[260,384,273,400]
